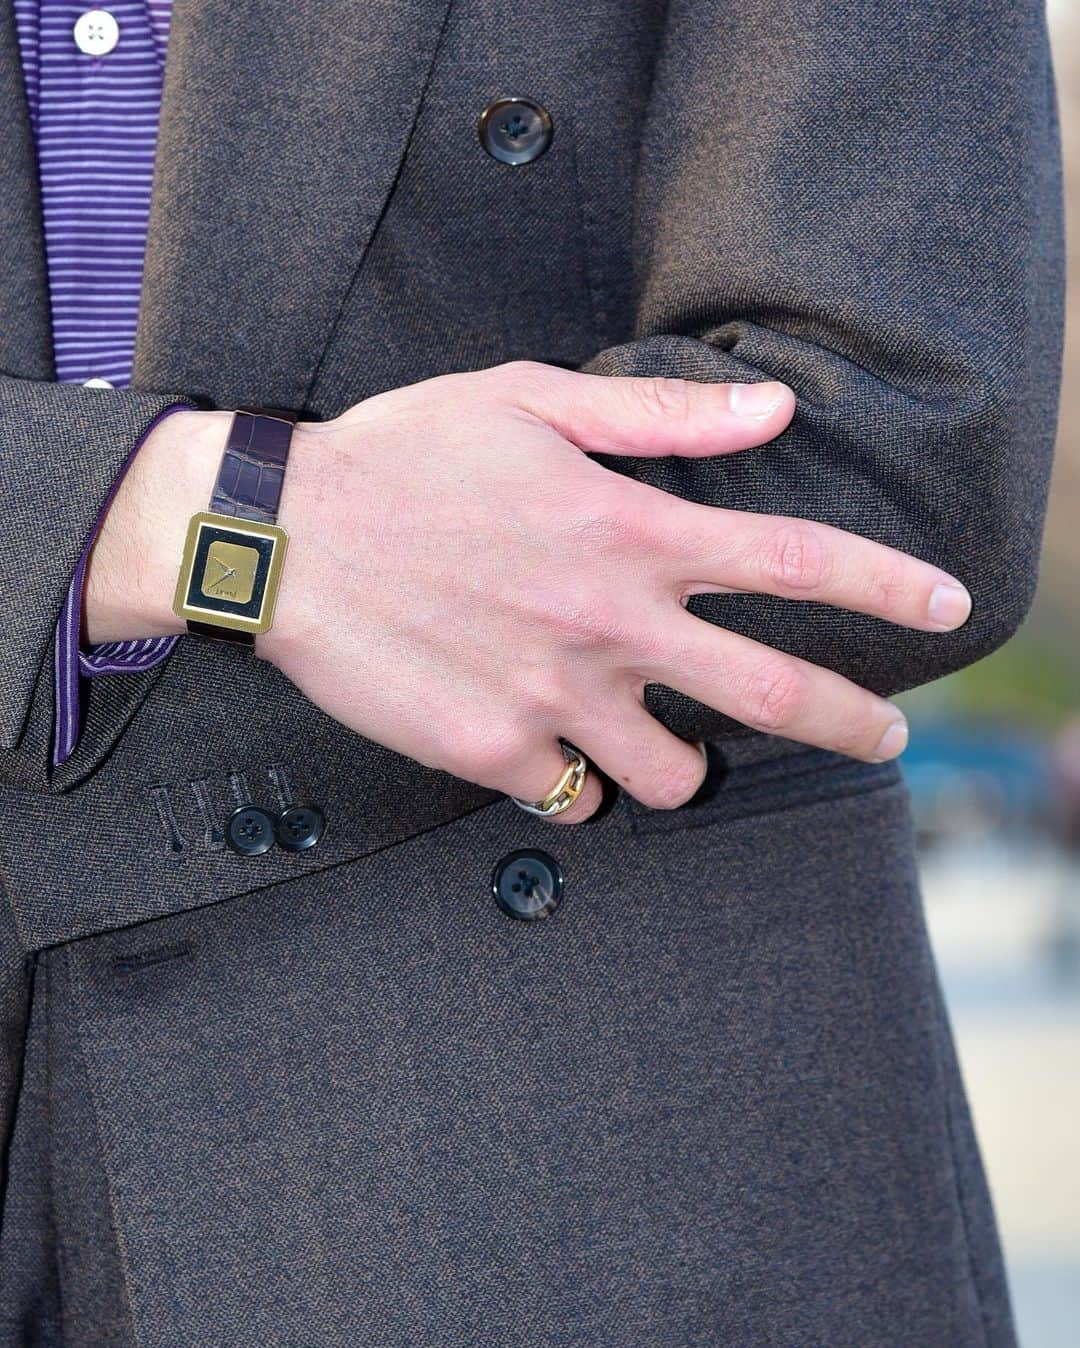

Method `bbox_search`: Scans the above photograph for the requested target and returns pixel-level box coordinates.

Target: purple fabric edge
[53,401,194,767]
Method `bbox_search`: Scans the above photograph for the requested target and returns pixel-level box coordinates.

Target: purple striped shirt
[13,2,185,766]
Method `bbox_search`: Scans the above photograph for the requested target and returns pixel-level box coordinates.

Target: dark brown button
[478,98,553,166]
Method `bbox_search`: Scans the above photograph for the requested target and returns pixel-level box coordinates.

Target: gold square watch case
[171,407,298,640]
[172,511,288,636]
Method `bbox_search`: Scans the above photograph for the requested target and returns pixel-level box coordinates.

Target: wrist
[85,409,231,645]
[169,407,305,647]
[251,418,324,667]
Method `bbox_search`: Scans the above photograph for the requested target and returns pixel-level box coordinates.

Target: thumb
[502,362,795,458]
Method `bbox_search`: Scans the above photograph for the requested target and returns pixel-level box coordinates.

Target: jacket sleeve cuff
[52,402,193,767]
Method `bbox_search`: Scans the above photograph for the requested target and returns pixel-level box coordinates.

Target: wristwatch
[171,406,297,644]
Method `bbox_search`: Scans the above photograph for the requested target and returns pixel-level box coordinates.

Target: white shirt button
[73,10,120,57]
[82,377,114,388]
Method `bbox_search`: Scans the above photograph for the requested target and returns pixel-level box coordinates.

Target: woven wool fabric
[0,0,1065,1341]
[2,769,1016,1345]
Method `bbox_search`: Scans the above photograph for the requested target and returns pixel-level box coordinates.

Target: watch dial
[201,540,260,604]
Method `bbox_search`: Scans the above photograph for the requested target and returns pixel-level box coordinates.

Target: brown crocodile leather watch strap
[186,406,298,644]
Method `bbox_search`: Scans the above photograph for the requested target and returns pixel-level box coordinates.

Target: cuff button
[275,802,326,853]
[225,805,277,857]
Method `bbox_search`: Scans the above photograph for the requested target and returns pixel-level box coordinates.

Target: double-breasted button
[225,804,276,857]
[275,802,326,853]
[478,98,553,166]
[492,848,564,920]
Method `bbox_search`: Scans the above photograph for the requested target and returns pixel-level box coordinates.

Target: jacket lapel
[133,0,454,408]
[0,0,52,379]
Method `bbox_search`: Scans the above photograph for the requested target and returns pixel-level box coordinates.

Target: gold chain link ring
[510,740,589,817]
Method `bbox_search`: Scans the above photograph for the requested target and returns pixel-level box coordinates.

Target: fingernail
[729,380,787,418]
[872,718,909,762]
[694,738,709,763]
[928,580,972,629]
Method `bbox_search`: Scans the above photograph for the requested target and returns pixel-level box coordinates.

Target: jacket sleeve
[579,0,1065,744]
[0,376,191,792]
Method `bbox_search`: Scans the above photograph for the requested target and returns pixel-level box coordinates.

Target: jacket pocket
[625,737,904,838]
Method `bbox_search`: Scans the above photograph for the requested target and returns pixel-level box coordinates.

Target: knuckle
[742,659,809,732]
[760,522,832,593]
[543,589,635,651]
[563,479,629,539]
[634,376,693,423]
[568,485,662,555]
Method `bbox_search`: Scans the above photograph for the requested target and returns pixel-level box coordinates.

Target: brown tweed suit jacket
[0,1,1065,1341]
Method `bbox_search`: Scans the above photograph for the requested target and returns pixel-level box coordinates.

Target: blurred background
[894,5,1079,1342]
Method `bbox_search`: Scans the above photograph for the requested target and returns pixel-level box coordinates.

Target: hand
[244,362,969,824]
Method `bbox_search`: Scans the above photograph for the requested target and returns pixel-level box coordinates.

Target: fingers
[478,713,711,825]
[656,504,973,633]
[639,611,911,763]
[491,360,795,459]
[494,714,710,825]
[561,703,710,812]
